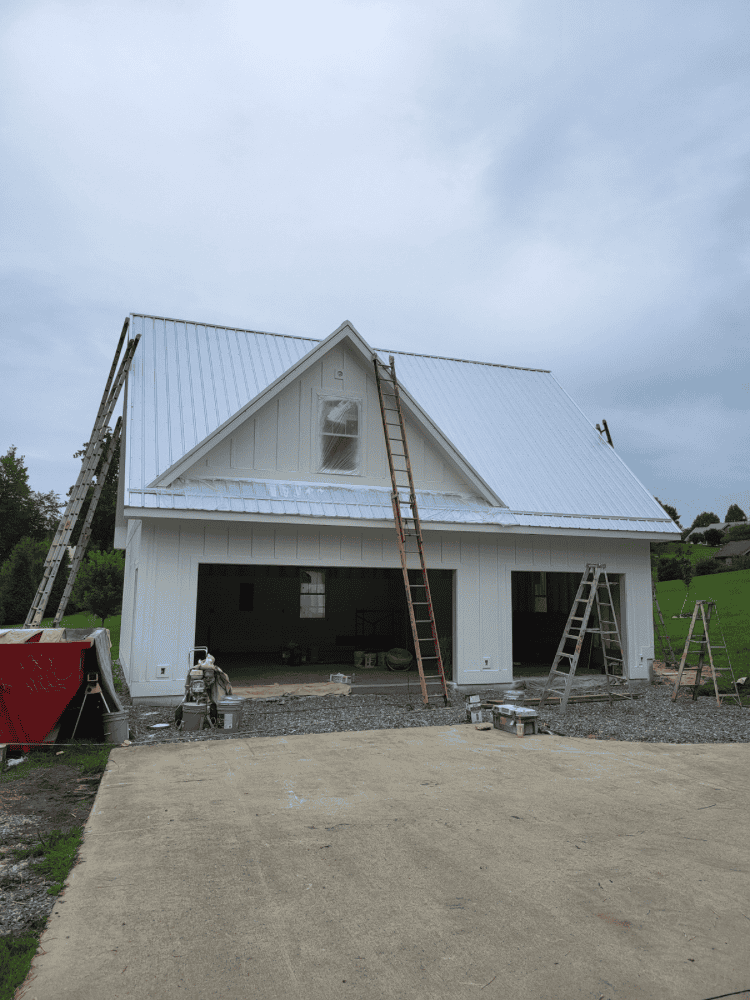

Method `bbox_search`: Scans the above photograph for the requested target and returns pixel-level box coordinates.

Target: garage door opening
[194,565,453,684]
[511,571,623,677]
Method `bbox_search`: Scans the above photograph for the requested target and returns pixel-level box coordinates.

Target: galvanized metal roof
[124,477,675,532]
[124,314,677,534]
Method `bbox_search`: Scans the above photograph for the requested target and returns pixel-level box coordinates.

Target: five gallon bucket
[217,697,244,730]
[103,710,129,744]
[182,701,208,732]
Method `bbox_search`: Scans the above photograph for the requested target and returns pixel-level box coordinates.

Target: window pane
[322,399,358,435]
[322,433,357,471]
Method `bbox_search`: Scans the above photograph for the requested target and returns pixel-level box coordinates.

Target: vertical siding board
[274,528,298,562]
[153,523,181,677]
[319,531,342,563]
[340,531,362,564]
[298,531,321,563]
[277,383,300,473]
[531,536,552,568]
[204,523,229,561]
[227,522,253,562]
[251,525,275,562]
[361,531,384,564]
[479,537,500,676]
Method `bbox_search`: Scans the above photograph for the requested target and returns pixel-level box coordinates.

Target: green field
[5,612,122,660]
[654,569,750,677]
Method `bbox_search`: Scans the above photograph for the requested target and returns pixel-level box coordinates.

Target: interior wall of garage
[193,565,453,662]
[511,570,623,669]
[119,517,654,700]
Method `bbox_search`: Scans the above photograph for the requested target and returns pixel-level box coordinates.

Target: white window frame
[317,394,362,475]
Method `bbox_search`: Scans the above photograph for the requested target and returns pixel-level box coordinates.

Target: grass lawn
[654,568,750,677]
[4,612,122,660]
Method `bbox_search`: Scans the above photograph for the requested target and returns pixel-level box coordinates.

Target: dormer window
[319,397,360,473]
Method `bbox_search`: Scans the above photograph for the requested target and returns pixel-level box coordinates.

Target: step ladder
[24,320,140,628]
[538,563,631,714]
[373,354,449,707]
[652,580,677,668]
[671,600,742,706]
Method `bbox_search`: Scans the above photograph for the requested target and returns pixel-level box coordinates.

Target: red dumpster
[0,627,123,752]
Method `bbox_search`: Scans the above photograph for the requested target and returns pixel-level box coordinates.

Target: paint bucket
[181,701,207,732]
[103,710,129,744]
[353,650,366,667]
[377,651,387,668]
[385,648,413,671]
[217,697,244,730]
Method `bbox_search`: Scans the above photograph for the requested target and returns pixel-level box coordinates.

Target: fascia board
[149,321,365,487]
[124,507,680,541]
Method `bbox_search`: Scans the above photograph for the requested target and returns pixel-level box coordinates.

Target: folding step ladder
[652,580,677,668]
[24,320,140,628]
[671,600,742,706]
[538,563,631,714]
[373,355,449,707]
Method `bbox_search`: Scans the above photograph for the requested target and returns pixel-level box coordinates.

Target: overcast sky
[2,0,748,529]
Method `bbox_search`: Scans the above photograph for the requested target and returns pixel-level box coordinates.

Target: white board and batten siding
[120,518,654,700]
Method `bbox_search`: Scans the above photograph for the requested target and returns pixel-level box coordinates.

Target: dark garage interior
[194,565,453,681]
[511,570,623,676]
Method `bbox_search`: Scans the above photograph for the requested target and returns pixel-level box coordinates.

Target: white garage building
[115,315,679,703]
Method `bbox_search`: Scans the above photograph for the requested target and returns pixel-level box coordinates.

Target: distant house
[686,522,737,541]
[114,314,680,703]
[714,540,750,566]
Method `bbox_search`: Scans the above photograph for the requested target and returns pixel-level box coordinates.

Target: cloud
[0,0,748,522]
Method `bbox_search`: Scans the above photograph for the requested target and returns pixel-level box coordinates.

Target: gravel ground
[125,681,750,746]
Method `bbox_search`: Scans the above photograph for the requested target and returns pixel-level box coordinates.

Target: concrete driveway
[21,726,750,1000]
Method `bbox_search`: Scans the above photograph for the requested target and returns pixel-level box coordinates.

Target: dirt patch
[0,763,104,938]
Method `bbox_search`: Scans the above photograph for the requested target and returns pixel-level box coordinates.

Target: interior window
[533,571,547,613]
[300,569,326,618]
[320,398,360,473]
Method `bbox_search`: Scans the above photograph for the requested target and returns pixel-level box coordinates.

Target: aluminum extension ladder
[373,354,449,707]
[652,580,677,669]
[538,563,632,714]
[671,600,742,706]
[24,319,141,628]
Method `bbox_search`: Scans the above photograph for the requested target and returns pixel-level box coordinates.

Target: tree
[655,498,681,527]
[0,446,62,564]
[70,550,124,625]
[702,528,725,547]
[680,559,694,592]
[67,429,120,552]
[725,503,747,523]
[657,556,690,583]
[0,537,70,627]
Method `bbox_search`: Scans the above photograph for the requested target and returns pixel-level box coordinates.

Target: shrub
[657,556,690,582]
[694,558,722,576]
[702,528,725,547]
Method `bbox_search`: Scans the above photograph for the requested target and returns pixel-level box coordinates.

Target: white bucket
[103,710,129,744]
[182,702,208,732]
[217,697,243,730]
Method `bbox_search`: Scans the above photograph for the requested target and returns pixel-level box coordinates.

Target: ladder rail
[25,325,140,627]
[651,580,677,667]
[374,356,449,706]
[52,417,123,626]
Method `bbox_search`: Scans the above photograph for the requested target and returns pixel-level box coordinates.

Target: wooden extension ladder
[671,600,742,706]
[24,319,141,628]
[373,354,449,707]
[538,563,632,714]
[652,580,677,669]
